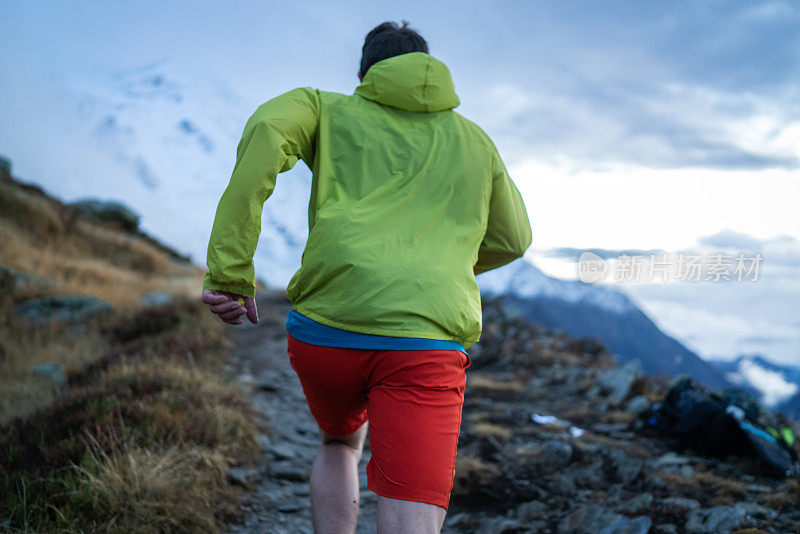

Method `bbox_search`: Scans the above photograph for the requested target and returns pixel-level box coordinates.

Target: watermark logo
[577,251,610,283]
[576,252,763,283]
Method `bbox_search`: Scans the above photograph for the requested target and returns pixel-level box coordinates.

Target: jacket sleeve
[473,148,532,275]
[203,87,320,297]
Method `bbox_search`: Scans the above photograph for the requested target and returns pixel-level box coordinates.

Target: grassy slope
[0,167,260,532]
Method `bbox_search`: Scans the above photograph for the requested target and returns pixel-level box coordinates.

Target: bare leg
[310,423,368,534]
[377,496,446,534]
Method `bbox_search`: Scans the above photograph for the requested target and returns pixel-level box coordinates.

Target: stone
[140,292,173,306]
[537,439,574,470]
[14,295,112,325]
[292,484,310,497]
[0,264,54,294]
[236,373,256,385]
[625,395,651,415]
[654,451,692,468]
[592,422,631,434]
[547,476,578,497]
[256,381,280,392]
[516,500,547,521]
[482,517,526,533]
[606,448,643,485]
[596,359,642,403]
[227,467,260,487]
[444,513,474,530]
[653,524,678,534]
[269,442,297,461]
[659,497,701,512]
[269,461,307,482]
[255,433,272,452]
[685,505,753,533]
[618,492,653,514]
[733,501,779,521]
[277,503,302,513]
[568,460,606,489]
[558,504,651,534]
[29,362,66,384]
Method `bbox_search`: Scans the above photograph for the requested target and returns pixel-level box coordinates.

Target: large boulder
[68,198,140,232]
[14,295,113,325]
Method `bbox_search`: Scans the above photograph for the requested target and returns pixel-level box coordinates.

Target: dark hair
[359,20,429,79]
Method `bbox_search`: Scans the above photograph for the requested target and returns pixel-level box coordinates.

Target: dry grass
[0,177,201,309]
[467,373,524,392]
[73,444,233,533]
[0,175,259,531]
[757,478,800,510]
[451,455,501,502]
[656,468,749,505]
[0,174,206,422]
[466,411,492,425]
[0,222,201,310]
[604,410,636,424]
[0,308,259,531]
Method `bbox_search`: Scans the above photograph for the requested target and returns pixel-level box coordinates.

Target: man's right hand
[201,289,259,325]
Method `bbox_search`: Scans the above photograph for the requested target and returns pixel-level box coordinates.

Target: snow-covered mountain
[477,259,637,315]
[42,60,311,286]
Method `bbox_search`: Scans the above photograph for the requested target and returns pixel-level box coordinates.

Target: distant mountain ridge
[477,260,736,391]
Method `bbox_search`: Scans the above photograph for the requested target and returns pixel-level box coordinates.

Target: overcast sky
[2,0,799,364]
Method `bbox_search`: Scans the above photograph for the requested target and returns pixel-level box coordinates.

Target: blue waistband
[285,309,467,354]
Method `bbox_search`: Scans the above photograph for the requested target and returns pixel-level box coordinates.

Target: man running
[202,20,531,534]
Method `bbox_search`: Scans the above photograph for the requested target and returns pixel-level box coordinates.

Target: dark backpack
[642,376,800,479]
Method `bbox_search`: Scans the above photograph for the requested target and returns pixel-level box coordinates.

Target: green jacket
[204,52,532,348]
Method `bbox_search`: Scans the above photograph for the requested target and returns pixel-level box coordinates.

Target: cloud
[476,79,800,172]
[735,358,798,407]
[699,229,765,250]
[698,230,800,267]
[543,247,666,261]
[461,2,800,172]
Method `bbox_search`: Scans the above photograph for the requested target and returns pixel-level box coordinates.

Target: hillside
[0,157,263,532]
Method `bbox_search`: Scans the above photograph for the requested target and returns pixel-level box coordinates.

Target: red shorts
[286,333,471,510]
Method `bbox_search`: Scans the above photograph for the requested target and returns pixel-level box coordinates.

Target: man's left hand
[202,289,259,325]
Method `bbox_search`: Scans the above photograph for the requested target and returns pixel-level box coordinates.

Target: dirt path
[224,292,379,533]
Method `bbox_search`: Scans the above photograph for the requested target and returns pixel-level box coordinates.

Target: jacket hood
[354,52,460,112]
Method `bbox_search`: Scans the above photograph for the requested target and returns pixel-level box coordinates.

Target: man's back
[204,52,531,349]
[202,22,533,532]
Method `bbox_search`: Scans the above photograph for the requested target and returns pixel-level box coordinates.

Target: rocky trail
[222,292,377,533]
[223,291,800,534]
